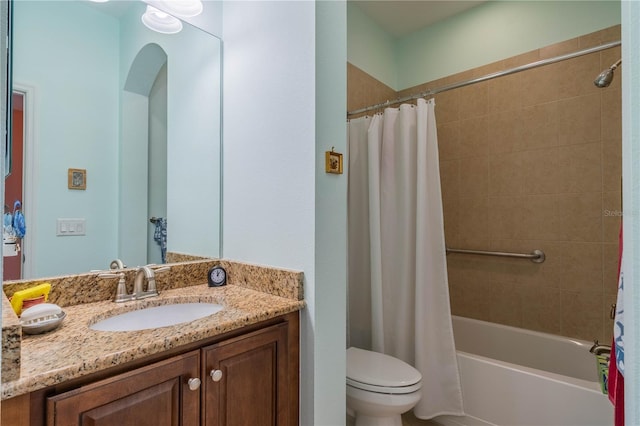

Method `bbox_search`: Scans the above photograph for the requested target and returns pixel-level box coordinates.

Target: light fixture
[141,5,183,34]
[152,0,204,18]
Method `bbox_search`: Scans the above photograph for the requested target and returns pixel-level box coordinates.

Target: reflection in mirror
[6,1,221,281]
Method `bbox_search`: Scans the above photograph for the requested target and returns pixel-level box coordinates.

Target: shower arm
[610,59,622,70]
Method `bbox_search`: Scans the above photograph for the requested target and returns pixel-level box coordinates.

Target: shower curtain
[347,98,464,419]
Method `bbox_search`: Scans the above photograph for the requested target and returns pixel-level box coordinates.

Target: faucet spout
[109,259,126,270]
[133,266,157,298]
[133,265,169,299]
[589,340,611,356]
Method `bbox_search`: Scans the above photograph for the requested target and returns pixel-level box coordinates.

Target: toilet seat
[347,347,422,395]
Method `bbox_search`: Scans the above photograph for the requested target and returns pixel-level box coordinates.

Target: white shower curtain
[347,98,464,419]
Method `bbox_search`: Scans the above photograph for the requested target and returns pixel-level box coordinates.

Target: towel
[608,223,624,426]
[153,217,167,263]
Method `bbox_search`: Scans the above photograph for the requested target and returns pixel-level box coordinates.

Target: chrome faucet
[133,265,169,299]
[589,340,611,356]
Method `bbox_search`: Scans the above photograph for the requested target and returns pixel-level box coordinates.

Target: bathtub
[433,316,613,426]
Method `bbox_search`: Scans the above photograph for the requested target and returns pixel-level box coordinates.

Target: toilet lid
[346,347,422,394]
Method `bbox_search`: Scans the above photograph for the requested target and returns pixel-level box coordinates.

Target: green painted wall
[347,2,397,89]
[348,0,621,91]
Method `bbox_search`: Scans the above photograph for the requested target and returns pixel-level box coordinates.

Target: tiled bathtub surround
[348,26,621,343]
[1,258,304,383]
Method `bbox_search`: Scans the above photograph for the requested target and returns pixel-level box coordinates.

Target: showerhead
[594,59,622,88]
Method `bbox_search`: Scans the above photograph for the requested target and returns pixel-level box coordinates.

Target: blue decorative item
[153,217,167,263]
[12,200,26,239]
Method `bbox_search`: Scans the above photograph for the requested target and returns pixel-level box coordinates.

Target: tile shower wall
[348,26,621,343]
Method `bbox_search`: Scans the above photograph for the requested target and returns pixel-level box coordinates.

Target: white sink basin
[90,302,224,332]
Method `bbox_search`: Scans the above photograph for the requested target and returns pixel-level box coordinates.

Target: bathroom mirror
[6,0,221,280]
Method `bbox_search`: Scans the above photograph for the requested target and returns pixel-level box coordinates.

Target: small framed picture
[68,168,86,190]
[325,150,343,174]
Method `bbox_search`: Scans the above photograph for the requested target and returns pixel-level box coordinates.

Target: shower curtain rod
[347,40,621,117]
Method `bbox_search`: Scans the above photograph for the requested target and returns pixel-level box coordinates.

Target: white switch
[57,219,86,236]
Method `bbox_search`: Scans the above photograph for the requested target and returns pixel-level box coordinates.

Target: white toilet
[346,347,422,426]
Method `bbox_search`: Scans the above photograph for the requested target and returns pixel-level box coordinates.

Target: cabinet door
[202,323,289,426]
[47,351,201,426]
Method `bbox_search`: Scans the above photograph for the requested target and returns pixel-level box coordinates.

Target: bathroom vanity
[1,260,304,426]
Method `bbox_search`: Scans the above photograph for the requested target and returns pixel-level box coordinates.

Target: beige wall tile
[501,50,541,69]
[460,157,488,197]
[579,25,620,48]
[603,190,622,243]
[434,90,459,124]
[437,122,460,161]
[557,242,603,293]
[517,195,560,241]
[458,81,488,120]
[488,196,522,240]
[521,148,561,195]
[561,290,604,341]
[488,73,522,113]
[557,94,601,146]
[554,54,601,100]
[558,142,602,193]
[521,284,562,335]
[602,89,622,141]
[489,151,526,195]
[446,254,495,285]
[458,196,490,249]
[519,65,560,107]
[442,196,459,248]
[602,137,622,192]
[439,159,460,199]
[519,102,559,151]
[347,63,397,113]
[539,37,579,59]
[488,109,523,154]
[557,192,603,242]
[481,246,532,286]
[459,116,489,158]
[492,240,564,289]
[489,282,523,327]
[448,275,492,321]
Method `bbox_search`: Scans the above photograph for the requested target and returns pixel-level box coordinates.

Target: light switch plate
[56,218,86,236]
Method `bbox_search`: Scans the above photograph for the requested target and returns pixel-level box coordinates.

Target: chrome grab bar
[446,247,545,263]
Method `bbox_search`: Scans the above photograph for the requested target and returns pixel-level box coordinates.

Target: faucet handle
[99,272,130,302]
[152,266,170,274]
[147,266,170,293]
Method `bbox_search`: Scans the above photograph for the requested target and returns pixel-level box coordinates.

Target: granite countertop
[1,283,304,400]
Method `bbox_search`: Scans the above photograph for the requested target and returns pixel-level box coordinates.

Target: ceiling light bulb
[141,5,183,34]
[153,0,204,18]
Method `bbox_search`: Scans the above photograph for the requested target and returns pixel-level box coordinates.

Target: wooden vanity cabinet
[2,313,299,426]
[202,322,289,426]
[46,351,201,426]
